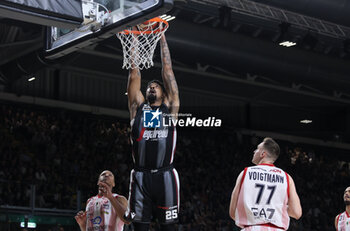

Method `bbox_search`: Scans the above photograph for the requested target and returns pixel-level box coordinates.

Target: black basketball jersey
[131,103,177,169]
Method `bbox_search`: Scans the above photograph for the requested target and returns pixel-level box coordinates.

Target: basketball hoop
[117,17,169,70]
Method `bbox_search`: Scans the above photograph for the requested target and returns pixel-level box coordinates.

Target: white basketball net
[117,19,168,70]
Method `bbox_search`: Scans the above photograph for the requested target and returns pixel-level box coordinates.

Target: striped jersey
[336,211,350,231]
[235,164,290,230]
[86,194,124,231]
[131,103,176,169]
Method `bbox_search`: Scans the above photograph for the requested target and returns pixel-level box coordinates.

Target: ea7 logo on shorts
[143,109,162,128]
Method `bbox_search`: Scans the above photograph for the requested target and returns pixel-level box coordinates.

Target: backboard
[0,0,83,28]
[45,0,173,59]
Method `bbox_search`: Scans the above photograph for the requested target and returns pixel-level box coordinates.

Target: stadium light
[300,119,312,124]
[279,41,297,47]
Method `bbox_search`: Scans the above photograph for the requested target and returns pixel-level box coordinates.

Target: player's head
[252,137,280,164]
[146,80,166,104]
[344,186,350,206]
[97,170,115,192]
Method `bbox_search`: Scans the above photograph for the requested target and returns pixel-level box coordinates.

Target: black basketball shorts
[126,166,180,224]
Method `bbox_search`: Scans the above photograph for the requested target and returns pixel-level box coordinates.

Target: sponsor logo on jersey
[269,169,282,173]
[91,216,102,225]
[103,203,110,210]
[88,225,108,231]
[143,129,169,140]
[251,207,276,221]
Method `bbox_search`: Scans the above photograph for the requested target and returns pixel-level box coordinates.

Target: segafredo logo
[143,109,222,128]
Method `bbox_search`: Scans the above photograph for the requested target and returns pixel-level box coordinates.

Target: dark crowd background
[0,103,349,231]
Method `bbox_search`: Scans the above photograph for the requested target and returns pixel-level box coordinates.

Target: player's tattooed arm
[127,34,144,120]
[160,34,179,115]
[128,68,144,120]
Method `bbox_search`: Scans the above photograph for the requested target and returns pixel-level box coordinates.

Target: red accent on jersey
[245,223,283,229]
[337,214,341,231]
[136,127,146,141]
[240,167,248,189]
[258,163,275,167]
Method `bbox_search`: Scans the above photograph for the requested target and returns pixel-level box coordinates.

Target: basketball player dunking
[229,138,302,230]
[335,186,350,231]
[125,33,180,231]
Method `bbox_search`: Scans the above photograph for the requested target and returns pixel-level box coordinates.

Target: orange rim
[119,17,169,35]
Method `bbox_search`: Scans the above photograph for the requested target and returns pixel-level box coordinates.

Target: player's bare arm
[287,174,302,219]
[229,170,244,220]
[75,210,87,231]
[335,214,339,230]
[128,67,145,120]
[98,181,130,224]
[109,195,130,224]
[160,34,179,116]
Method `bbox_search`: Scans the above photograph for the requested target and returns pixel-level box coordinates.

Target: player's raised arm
[98,181,130,224]
[160,34,179,116]
[127,66,145,120]
[127,32,145,120]
[287,174,302,219]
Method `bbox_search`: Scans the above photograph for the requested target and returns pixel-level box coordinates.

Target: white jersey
[86,194,124,231]
[337,211,350,231]
[235,164,290,230]
[241,225,285,231]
